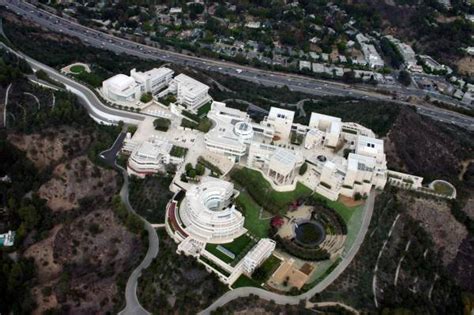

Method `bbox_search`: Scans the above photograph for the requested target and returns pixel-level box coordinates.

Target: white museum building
[102,67,174,105]
[165,177,276,285]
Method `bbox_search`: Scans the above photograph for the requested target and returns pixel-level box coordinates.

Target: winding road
[100,132,158,315]
[0,8,459,312]
[199,192,377,314]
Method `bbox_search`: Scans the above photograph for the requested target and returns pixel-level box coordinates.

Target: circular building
[234,121,254,141]
[178,177,246,244]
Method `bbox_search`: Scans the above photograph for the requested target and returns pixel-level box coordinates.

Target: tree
[398,70,412,86]
[153,118,171,132]
[187,169,197,178]
[185,163,193,173]
[299,162,308,175]
[196,163,205,176]
[17,205,39,229]
[140,92,152,103]
[354,192,362,201]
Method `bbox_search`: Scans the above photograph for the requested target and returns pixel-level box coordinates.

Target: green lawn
[205,234,254,265]
[232,275,260,289]
[223,234,253,254]
[343,204,364,249]
[312,193,353,223]
[433,181,454,196]
[204,244,234,264]
[70,64,85,74]
[236,192,270,238]
[312,192,364,250]
[253,254,282,281]
[231,167,313,214]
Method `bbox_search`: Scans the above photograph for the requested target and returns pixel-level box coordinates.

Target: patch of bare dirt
[338,195,364,207]
[462,198,474,221]
[24,225,63,283]
[456,56,474,77]
[38,156,118,212]
[448,234,474,292]
[31,282,58,315]
[399,192,467,266]
[8,126,92,170]
[50,208,141,313]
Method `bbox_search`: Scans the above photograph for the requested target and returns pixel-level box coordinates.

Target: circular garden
[275,198,347,261]
[294,220,326,247]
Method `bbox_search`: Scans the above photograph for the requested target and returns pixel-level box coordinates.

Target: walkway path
[199,192,377,314]
[99,133,157,315]
[23,92,40,109]
[2,83,12,128]
[394,240,411,286]
[372,213,400,308]
[308,301,360,314]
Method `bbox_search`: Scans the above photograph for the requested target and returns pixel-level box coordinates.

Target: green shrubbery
[230,167,312,214]
[140,92,153,103]
[153,117,171,132]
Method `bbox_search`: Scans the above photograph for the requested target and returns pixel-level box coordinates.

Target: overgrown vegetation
[128,174,174,224]
[137,230,227,314]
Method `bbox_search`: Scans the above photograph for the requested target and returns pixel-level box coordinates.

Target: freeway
[1,0,473,130]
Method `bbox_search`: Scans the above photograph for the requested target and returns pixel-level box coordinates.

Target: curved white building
[178,177,246,244]
[102,74,141,103]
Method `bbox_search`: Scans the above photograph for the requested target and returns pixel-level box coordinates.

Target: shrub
[140,92,153,103]
[299,162,308,175]
[153,117,171,132]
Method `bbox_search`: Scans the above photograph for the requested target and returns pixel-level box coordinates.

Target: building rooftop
[103,74,137,90]
[173,73,210,95]
[131,67,174,80]
[268,107,295,121]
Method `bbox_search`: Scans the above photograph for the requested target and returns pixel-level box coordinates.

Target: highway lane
[2,0,473,130]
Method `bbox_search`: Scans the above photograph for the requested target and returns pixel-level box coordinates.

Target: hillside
[0,52,145,314]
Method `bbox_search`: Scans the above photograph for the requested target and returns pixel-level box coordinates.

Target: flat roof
[173,73,209,94]
[268,107,295,121]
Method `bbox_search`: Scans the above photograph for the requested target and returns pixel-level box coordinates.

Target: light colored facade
[316,133,388,201]
[130,67,174,94]
[242,239,276,274]
[127,139,183,178]
[309,113,342,148]
[178,177,246,244]
[102,74,141,103]
[102,67,174,104]
[385,36,417,67]
[166,178,276,285]
[261,107,295,141]
[361,43,385,68]
[169,73,211,110]
[248,143,304,186]
[205,102,273,161]
[304,128,325,149]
